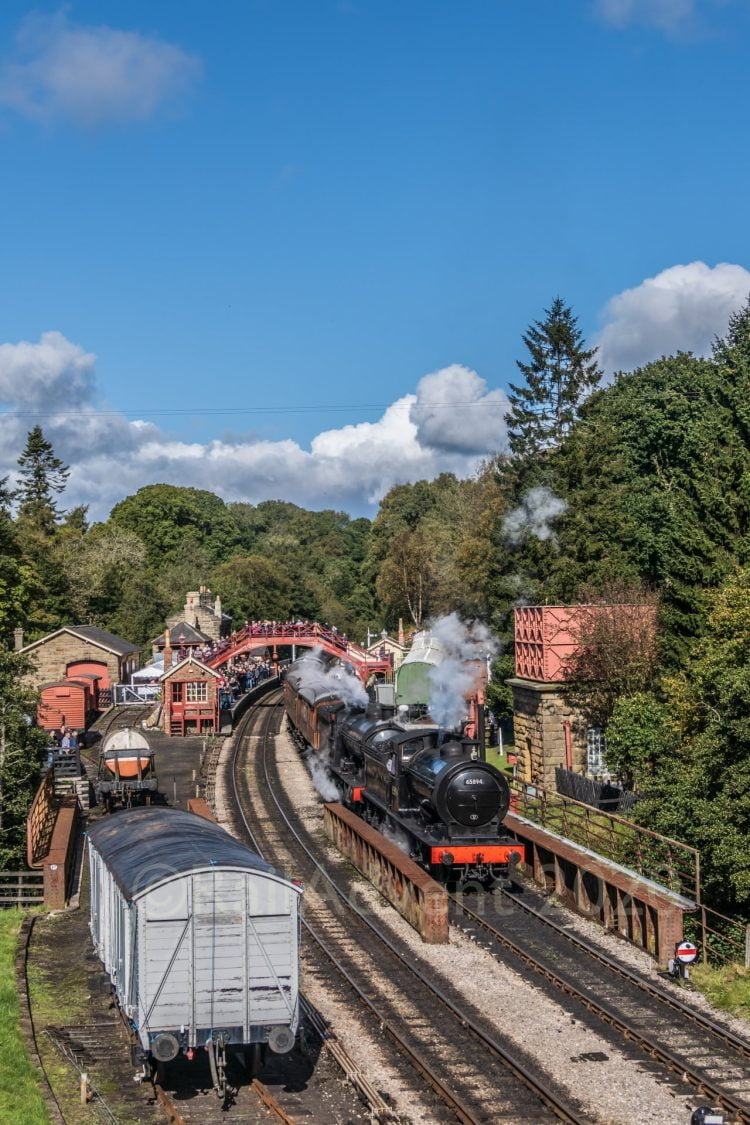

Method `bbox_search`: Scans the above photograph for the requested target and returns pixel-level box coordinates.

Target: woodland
[1,299,750,915]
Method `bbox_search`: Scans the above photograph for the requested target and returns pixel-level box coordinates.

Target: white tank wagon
[87,806,302,1096]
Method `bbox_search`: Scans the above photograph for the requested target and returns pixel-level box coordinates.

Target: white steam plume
[304,749,341,802]
[426,613,498,731]
[293,647,368,708]
[502,487,567,546]
[381,820,412,855]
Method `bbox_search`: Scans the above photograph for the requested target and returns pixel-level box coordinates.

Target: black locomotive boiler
[283,660,523,888]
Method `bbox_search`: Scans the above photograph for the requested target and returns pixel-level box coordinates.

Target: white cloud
[0,334,509,519]
[409,364,510,454]
[0,12,200,125]
[594,0,696,31]
[0,330,95,406]
[596,261,750,376]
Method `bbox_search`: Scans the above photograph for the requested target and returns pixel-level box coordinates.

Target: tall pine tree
[507,298,601,457]
[15,426,69,531]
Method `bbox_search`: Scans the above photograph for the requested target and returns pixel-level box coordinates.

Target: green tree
[632,568,750,912]
[109,484,241,566]
[603,692,674,790]
[0,477,35,642]
[15,426,69,531]
[547,346,750,666]
[58,524,148,624]
[506,298,601,458]
[0,649,47,868]
[211,555,294,622]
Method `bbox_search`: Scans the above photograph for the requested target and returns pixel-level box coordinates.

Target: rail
[231,696,580,1123]
[450,891,750,1123]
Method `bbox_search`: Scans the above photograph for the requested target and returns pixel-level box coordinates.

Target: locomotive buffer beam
[323,802,448,943]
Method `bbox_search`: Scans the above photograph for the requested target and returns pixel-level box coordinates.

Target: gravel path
[217,709,717,1124]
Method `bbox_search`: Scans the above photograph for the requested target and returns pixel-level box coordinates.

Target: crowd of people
[217,656,273,710]
[196,620,352,665]
[45,725,82,768]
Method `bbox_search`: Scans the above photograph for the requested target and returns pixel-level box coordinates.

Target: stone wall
[24,635,123,693]
[508,677,588,786]
[168,588,229,641]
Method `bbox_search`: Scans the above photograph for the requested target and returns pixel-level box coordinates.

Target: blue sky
[0,0,749,516]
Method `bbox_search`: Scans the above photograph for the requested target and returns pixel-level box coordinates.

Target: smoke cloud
[381,820,412,855]
[303,748,341,802]
[426,613,498,731]
[292,648,368,708]
[502,487,567,546]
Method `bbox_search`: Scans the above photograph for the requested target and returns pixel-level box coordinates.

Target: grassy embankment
[691,963,750,1021]
[0,909,48,1124]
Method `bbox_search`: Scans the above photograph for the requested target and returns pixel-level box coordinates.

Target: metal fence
[510,777,700,903]
[511,777,750,967]
[113,683,160,705]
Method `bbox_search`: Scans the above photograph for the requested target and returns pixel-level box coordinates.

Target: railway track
[228,694,585,1124]
[451,886,750,1123]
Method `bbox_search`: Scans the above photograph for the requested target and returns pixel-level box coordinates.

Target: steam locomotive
[283,659,523,888]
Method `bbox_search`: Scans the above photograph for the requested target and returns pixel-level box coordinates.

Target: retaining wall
[323,802,448,943]
[506,811,695,966]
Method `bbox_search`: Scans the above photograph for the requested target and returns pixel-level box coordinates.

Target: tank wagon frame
[96,729,158,812]
[88,807,302,1097]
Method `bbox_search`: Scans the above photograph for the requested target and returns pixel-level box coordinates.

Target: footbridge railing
[202,621,392,682]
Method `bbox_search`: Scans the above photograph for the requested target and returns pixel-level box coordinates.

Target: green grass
[0,910,49,1124]
[485,744,514,774]
[691,963,750,1022]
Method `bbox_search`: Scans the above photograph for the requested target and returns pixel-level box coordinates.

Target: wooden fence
[0,871,44,906]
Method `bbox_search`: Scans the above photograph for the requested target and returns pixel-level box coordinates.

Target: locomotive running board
[322,802,448,943]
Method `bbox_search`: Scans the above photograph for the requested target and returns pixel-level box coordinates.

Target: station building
[160,649,221,736]
[17,624,140,701]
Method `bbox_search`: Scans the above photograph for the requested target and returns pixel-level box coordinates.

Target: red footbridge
[203,622,392,682]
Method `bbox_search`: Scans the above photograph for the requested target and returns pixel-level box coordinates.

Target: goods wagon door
[139,878,192,1038]
[192,870,297,1039]
[67,660,110,690]
[193,870,247,1035]
[246,874,297,1028]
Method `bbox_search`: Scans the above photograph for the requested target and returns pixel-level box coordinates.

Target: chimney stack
[13,627,23,652]
[214,595,222,619]
[163,628,173,672]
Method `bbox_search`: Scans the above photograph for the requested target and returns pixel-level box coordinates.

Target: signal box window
[186,681,208,703]
[172,682,183,702]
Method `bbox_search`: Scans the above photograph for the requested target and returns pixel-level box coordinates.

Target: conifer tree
[507,297,601,457]
[15,426,69,530]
